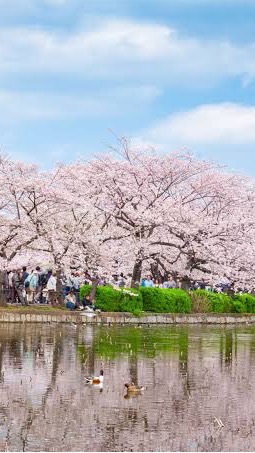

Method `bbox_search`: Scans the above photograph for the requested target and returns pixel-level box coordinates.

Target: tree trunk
[0,288,6,307]
[150,262,160,281]
[180,276,191,291]
[131,260,142,288]
[0,271,7,307]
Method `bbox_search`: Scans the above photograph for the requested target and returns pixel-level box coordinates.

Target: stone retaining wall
[0,310,255,324]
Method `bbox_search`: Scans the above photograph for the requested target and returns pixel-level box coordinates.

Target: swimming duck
[124,382,144,393]
[85,369,104,384]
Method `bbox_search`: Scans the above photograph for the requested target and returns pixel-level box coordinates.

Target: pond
[0,323,255,451]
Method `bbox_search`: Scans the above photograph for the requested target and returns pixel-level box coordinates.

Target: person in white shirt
[46,270,57,305]
[163,275,177,289]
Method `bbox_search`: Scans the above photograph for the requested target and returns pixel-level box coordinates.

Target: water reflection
[0,324,255,450]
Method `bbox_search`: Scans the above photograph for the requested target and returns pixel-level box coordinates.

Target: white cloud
[139,103,255,147]
[0,85,160,122]
[0,19,255,86]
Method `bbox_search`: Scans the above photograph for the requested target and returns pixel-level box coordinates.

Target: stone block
[225,316,233,324]
[145,316,157,324]
[207,316,216,324]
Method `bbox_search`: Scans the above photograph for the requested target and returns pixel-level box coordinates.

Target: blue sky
[1,0,255,175]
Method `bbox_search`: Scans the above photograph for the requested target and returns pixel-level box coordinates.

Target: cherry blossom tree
[1,140,255,294]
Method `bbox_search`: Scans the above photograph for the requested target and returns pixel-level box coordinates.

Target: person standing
[12,269,27,305]
[46,271,57,306]
[22,267,29,285]
[8,270,15,303]
[33,267,42,303]
[163,275,177,289]
[118,273,126,288]
[24,269,39,304]
[64,272,74,296]
[143,275,154,287]
[72,272,81,306]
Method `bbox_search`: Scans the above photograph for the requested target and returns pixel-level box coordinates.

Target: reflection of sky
[2,349,54,406]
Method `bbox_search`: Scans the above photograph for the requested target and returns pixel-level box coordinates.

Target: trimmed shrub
[95,286,121,311]
[232,300,246,313]
[79,285,143,314]
[140,287,192,313]
[232,293,255,313]
[118,288,143,314]
[80,284,255,314]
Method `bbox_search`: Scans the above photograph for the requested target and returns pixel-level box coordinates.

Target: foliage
[80,284,91,300]
[81,285,255,314]
[191,290,232,313]
[80,284,143,314]
[232,300,247,313]
[139,287,192,313]
[232,293,255,313]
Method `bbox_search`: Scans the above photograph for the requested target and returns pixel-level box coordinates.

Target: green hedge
[232,294,255,313]
[80,284,255,314]
[131,287,191,313]
[132,287,191,313]
[190,290,232,313]
[80,284,143,314]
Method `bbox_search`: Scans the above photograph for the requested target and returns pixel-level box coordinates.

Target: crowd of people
[1,267,251,310]
[141,274,250,295]
[2,267,94,309]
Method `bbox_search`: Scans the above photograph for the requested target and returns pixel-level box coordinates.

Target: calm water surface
[0,323,255,451]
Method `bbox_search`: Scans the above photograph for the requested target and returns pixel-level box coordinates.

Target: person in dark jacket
[22,266,29,285]
[12,270,27,305]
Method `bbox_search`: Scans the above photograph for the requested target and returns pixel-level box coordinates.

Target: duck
[124,382,144,393]
[85,369,104,384]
